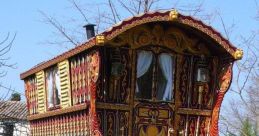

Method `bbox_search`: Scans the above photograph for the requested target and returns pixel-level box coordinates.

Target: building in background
[20,9,243,135]
[0,101,29,136]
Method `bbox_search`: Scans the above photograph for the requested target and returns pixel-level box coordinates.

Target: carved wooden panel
[134,103,173,136]
[102,47,130,104]
[96,72,104,102]
[178,56,216,110]
[118,111,129,136]
[97,109,105,134]
[179,56,190,108]
[177,115,210,135]
[95,49,104,102]
[107,110,116,136]
[178,115,186,135]
[107,24,211,56]
[97,109,130,136]
[30,110,89,136]
[25,76,38,115]
[119,48,130,103]
[70,54,89,105]
[210,63,233,135]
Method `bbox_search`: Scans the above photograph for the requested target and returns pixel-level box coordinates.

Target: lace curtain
[136,51,153,93]
[159,53,173,101]
[46,68,61,108]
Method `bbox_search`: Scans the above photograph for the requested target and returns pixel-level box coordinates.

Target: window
[45,67,61,109]
[135,50,175,101]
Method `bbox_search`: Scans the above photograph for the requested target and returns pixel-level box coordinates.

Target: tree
[2,122,14,136]
[0,33,29,135]
[40,0,213,48]
[219,32,259,135]
[10,93,21,101]
[0,33,19,101]
[240,118,256,136]
[219,9,259,134]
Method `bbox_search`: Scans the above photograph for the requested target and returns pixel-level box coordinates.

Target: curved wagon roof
[20,10,242,79]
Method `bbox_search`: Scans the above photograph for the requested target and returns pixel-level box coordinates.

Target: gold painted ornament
[169,9,179,20]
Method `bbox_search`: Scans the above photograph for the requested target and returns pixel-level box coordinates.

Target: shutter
[58,60,71,108]
[36,71,46,113]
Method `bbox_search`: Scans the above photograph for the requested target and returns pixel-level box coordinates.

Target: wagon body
[21,10,242,136]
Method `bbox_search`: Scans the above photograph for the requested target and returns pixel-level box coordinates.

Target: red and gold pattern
[27,51,102,136]
[25,76,38,115]
[210,63,233,136]
[88,51,102,136]
[30,110,89,136]
[134,103,173,136]
[71,55,89,105]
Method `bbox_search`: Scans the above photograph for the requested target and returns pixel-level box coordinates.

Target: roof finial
[234,49,243,60]
[169,9,179,20]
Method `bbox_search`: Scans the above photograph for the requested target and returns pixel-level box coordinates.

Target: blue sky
[0,1,258,135]
[0,0,258,102]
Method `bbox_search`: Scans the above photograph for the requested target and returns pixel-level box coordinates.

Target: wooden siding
[36,71,45,113]
[58,60,71,108]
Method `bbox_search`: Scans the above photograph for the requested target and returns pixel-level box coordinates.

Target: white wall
[0,121,29,136]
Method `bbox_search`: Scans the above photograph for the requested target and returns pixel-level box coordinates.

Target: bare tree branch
[108,0,119,23]
[39,11,80,47]
[117,0,136,16]
[69,0,89,23]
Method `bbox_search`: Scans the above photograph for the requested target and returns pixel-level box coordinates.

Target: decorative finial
[96,35,105,45]
[234,49,243,60]
[169,9,179,20]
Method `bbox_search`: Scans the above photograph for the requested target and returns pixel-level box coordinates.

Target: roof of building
[20,10,242,79]
[0,101,27,121]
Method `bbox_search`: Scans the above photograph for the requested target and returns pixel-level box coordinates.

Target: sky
[0,0,258,105]
[0,0,258,135]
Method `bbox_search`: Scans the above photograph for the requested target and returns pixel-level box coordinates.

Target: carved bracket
[210,63,233,136]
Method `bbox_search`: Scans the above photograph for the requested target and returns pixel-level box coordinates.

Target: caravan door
[133,50,175,136]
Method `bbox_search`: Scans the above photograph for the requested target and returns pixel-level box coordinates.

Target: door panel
[97,109,129,136]
[134,102,174,136]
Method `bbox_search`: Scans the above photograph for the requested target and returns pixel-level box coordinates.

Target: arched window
[135,50,175,101]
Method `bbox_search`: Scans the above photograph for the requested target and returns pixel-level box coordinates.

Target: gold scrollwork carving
[132,26,152,47]
[152,25,164,46]
[108,34,128,46]
[96,35,105,45]
[163,27,185,49]
[108,23,210,55]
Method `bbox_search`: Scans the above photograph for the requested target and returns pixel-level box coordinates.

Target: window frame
[134,47,176,102]
[45,66,61,110]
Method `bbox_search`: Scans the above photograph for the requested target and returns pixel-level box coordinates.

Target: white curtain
[47,68,61,108]
[136,51,153,92]
[159,53,173,100]
[47,71,53,108]
[55,70,61,104]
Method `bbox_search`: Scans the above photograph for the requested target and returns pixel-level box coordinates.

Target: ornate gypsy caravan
[21,10,243,136]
